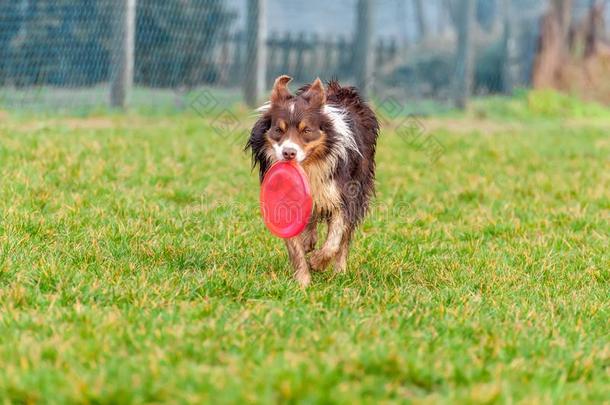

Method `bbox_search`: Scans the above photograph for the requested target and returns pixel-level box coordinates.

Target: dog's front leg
[333,229,352,273]
[285,237,311,287]
[309,213,346,272]
[300,213,318,253]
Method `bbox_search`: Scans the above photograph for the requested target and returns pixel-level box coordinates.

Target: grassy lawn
[0,104,608,403]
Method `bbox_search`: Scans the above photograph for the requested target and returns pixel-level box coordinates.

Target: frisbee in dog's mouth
[260,161,312,239]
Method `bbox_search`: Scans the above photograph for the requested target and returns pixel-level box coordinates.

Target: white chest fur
[304,161,341,214]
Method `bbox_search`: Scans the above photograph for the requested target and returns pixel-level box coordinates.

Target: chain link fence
[0,0,607,113]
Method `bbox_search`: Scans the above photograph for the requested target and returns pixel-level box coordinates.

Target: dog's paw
[333,260,347,274]
[309,249,332,272]
[295,271,311,288]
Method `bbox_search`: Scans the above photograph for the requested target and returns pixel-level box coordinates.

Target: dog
[246,76,379,286]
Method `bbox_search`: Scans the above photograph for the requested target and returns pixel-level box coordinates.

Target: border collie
[246,76,379,286]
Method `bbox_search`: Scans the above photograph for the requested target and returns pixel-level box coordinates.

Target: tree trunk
[585,0,605,57]
[532,0,572,88]
[413,0,428,39]
[453,0,476,109]
[532,0,610,104]
[444,0,459,28]
[354,0,374,97]
[500,0,513,93]
[437,0,450,36]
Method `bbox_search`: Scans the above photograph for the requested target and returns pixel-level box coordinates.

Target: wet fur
[246,77,379,286]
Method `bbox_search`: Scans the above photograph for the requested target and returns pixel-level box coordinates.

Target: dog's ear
[302,78,326,109]
[245,116,272,182]
[270,75,292,105]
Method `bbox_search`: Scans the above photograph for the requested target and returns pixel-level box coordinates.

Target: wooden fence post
[267,32,279,83]
[310,33,321,81]
[354,0,374,97]
[322,38,334,78]
[244,0,267,107]
[229,31,245,85]
[281,32,293,75]
[110,0,136,108]
[453,0,476,109]
[337,36,349,75]
[294,32,306,81]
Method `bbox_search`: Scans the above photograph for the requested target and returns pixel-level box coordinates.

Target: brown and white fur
[246,76,379,287]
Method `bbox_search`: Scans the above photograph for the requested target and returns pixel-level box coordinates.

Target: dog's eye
[302,128,321,142]
[269,127,283,141]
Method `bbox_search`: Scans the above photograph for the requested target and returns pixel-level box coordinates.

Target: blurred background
[0,0,608,114]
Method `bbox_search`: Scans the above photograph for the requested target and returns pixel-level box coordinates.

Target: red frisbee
[260,161,313,238]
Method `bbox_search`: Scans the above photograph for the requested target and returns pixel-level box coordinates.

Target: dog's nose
[282,147,297,161]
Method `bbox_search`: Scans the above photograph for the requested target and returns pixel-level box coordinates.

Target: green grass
[471,89,610,121]
[0,108,608,404]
